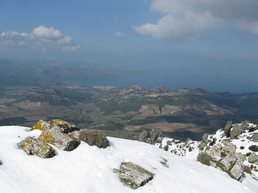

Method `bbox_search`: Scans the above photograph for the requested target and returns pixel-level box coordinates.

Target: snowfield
[0,126,257,193]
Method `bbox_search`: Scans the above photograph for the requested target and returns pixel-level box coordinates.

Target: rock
[240,121,249,130]
[224,121,232,136]
[197,153,211,166]
[206,143,223,160]
[248,153,258,163]
[229,160,245,180]
[70,129,109,148]
[251,133,258,142]
[39,128,80,151]
[113,162,154,189]
[138,128,162,144]
[0,160,2,165]
[17,136,55,158]
[219,155,244,180]
[230,125,243,139]
[243,165,252,174]
[32,119,79,134]
[223,141,236,153]
[220,155,237,171]
[202,133,209,144]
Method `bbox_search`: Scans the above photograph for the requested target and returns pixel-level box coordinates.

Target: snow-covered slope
[0,126,257,193]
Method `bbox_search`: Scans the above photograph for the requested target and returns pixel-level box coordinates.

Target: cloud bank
[133,0,258,40]
[0,25,80,52]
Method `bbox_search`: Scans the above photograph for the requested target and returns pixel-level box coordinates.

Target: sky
[0,0,258,93]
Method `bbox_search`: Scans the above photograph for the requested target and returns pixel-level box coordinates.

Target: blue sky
[0,0,258,93]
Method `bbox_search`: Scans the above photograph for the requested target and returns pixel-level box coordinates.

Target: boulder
[70,129,109,148]
[197,152,212,166]
[139,128,162,144]
[202,133,209,144]
[230,125,243,139]
[251,133,258,142]
[17,136,55,158]
[248,153,258,163]
[31,119,79,134]
[39,128,80,151]
[223,141,236,153]
[229,160,245,180]
[217,155,244,180]
[113,162,154,189]
[223,121,232,136]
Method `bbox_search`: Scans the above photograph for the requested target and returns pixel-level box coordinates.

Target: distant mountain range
[0,59,133,87]
[1,84,258,140]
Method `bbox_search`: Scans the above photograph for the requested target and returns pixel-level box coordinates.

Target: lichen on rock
[17,136,55,158]
[31,119,79,134]
[39,128,80,151]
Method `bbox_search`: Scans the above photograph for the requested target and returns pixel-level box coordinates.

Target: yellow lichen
[39,130,54,143]
[31,120,48,131]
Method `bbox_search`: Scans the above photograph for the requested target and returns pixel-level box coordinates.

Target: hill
[1,85,258,140]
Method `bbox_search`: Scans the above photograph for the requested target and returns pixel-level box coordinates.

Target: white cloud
[32,25,62,38]
[57,36,72,44]
[134,0,258,40]
[0,25,80,52]
[62,45,80,52]
[115,32,126,37]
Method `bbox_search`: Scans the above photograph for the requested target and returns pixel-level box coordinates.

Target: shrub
[249,145,258,152]
[240,146,245,150]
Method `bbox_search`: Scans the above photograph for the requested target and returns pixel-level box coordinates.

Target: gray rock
[223,141,236,153]
[224,121,233,136]
[220,155,244,180]
[17,136,55,158]
[139,128,162,144]
[240,121,249,130]
[229,160,244,180]
[113,162,154,189]
[251,133,258,142]
[197,153,211,166]
[0,160,2,165]
[70,129,109,148]
[230,125,243,139]
[248,153,258,163]
[39,128,80,151]
[32,119,80,134]
[202,133,209,144]
[220,155,237,171]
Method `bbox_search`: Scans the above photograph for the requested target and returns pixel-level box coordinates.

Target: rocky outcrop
[113,162,154,189]
[159,137,198,156]
[17,136,55,158]
[31,119,79,134]
[197,142,245,181]
[39,128,80,151]
[70,129,109,148]
[139,128,162,144]
[230,124,244,139]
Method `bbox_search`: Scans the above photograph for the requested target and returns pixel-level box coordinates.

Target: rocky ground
[154,121,258,181]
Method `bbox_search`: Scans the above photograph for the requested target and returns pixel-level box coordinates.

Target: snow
[0,126,257,193]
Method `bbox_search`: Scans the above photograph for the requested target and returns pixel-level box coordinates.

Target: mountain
[1,85,258,140]
[0,59,133,87]
[0,124,257,193]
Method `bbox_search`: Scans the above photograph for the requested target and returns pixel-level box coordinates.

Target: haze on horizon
[0,0,258,93]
